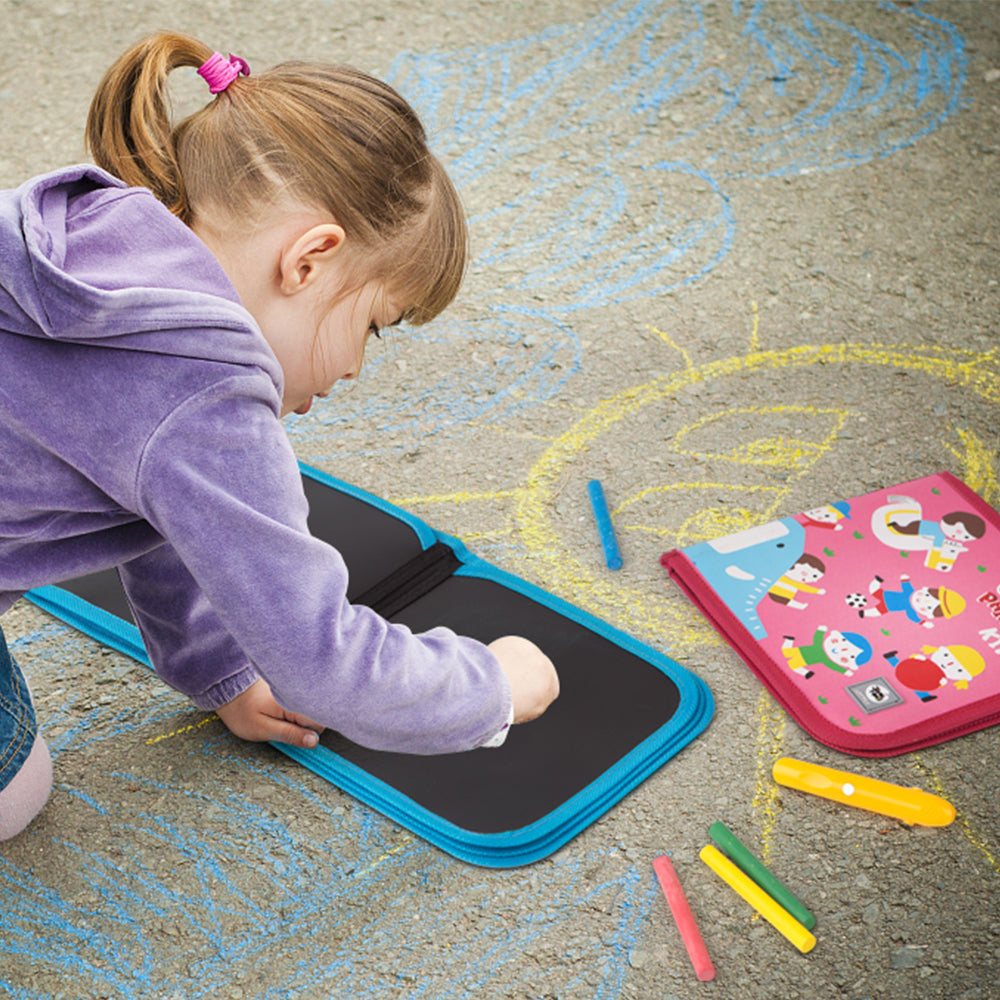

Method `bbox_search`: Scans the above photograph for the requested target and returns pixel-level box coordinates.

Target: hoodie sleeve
[131,375,513,755]
[118,544,262,710]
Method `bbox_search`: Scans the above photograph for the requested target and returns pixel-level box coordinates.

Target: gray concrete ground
[1,1,999,998]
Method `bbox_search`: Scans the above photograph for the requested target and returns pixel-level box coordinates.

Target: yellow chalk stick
[699,844,816,954]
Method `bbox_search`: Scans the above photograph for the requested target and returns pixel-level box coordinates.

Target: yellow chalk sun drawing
[621,482,789,546]
[671,404,851,468]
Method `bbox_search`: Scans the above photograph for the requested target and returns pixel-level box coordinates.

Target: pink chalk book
[662,473,1000,756]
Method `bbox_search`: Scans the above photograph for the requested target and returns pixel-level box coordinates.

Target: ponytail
[85,32,213,221]
[85,32,468,324]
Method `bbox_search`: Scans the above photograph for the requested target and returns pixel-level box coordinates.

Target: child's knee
[0,735,52,841]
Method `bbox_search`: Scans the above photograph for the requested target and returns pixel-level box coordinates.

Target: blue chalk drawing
[1,628,653,998]
[286,0,966,459]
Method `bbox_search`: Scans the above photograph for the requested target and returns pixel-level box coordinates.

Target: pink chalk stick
[653,855,716,981]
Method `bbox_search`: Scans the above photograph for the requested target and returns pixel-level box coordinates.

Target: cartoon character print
[883,645,986,703]
[767,485,992,735]
[781,626,873,680]
[766,554,827,610]
[799,502,852,531]
[682,516,808,639]
[848,574,966,628]
[870,495,986,572]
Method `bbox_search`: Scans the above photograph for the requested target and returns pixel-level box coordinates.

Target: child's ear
[279,223,347,295]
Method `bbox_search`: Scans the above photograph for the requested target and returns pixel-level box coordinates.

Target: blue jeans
[0,623,37,792]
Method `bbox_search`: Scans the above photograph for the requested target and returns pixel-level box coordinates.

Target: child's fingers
[285,710,325,734]
[295,726,320,749]
[280,710,324,748]
[489,635,559,723]
[269,717,321,749]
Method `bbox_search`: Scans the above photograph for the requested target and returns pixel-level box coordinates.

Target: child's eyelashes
[368,321,383,340]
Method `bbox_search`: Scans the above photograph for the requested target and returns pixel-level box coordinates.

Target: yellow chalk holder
[699,844,817,954]
[772,757,956,827]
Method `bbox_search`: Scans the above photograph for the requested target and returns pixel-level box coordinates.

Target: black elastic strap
[353,541,462,618]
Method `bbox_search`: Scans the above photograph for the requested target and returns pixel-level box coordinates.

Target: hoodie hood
[0,164,280,383]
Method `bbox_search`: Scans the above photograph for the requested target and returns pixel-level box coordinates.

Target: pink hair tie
[197,51,250,94]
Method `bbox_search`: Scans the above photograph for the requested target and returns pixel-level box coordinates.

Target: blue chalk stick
[587,479,623,570]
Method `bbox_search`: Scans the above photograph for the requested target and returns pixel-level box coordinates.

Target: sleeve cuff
[187,663,261,711]
[478,702,515,748]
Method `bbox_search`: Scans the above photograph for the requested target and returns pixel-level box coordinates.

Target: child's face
[804,506,840,524]
[823,631,864,667]
[789,562,823,583]
[929,647,973,681]
[262,266,405,417]
[197,211,407,417]
[285,279,403,416]
[910,587,940,620]
[942,521,974,542]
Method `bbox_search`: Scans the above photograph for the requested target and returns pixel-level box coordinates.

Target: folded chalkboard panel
[28,464,713,866]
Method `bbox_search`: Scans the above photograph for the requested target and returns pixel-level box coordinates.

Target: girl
[0,33,559,840]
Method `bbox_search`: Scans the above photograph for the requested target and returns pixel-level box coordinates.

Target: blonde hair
[85,32,466,324]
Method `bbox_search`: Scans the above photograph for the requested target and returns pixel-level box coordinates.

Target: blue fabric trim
[299,462,439,549]
[278,680,711,868]
[26,585,150,666]
[25,463,713,867]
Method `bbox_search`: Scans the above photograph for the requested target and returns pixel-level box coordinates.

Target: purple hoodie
[0,165,511,754]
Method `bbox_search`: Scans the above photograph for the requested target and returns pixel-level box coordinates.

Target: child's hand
[488,636,560,724]
[216,678,324,749]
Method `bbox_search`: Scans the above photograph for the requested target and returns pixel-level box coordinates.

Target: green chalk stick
[708,821,817,931]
